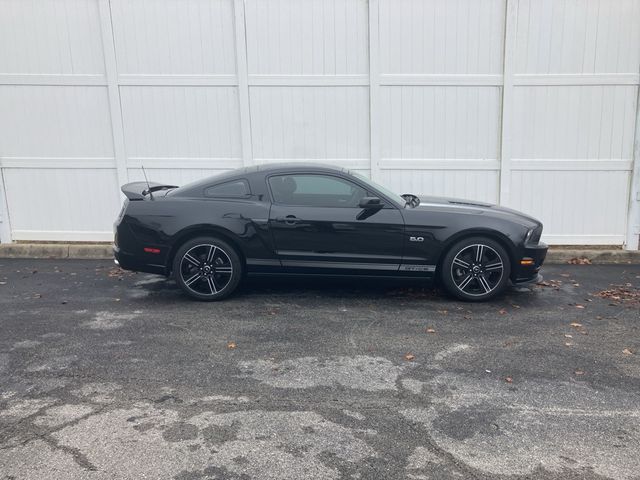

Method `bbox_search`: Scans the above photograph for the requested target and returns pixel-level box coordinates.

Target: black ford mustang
[114,163,547,301]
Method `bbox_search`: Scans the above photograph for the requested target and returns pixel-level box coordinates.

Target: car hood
[412,195,541,228]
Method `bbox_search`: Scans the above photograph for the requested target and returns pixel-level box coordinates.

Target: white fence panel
[111,0,236,76]
[377,0,506,206]
[245,0,369,76]
[250,86,370,165]
[4,169,120,241]
[120,86,242,165]
[0,0,105,75]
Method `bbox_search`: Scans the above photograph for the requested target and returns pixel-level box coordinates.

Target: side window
[204,180,249,198]
[268,174,366,207]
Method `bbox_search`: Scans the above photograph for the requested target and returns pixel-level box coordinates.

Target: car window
[204,180,249,198]
[269,174,367,208]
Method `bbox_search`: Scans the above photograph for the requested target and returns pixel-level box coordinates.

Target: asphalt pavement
[0,259,639,480]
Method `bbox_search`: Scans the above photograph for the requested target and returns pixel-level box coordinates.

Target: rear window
[204,179,250,198]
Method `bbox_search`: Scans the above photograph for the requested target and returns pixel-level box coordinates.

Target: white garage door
[0,0,639,247]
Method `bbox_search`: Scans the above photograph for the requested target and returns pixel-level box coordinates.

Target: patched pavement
[0,260,639,480]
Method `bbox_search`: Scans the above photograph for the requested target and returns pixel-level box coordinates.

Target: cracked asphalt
[0,259,639,480]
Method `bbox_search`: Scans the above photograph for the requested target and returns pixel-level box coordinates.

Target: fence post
[0,168,12,243]
[368,0,381,181]
[98,0,128,195]
[626,83,640,250]
[499,0,517,206]
[234,0,253,167]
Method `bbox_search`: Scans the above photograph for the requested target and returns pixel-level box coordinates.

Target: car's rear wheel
[173,236,242,301]
[441,236,511,301]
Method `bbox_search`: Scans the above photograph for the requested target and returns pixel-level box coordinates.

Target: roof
[172,162,350,196]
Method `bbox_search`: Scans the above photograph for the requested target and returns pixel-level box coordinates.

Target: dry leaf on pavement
[227,342,237,350]
[568,257,592,265]
[404,353,415,361]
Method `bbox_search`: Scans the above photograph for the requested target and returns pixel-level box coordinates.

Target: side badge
[409,236,424,242]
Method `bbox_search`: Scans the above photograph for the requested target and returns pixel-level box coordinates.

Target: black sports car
[114,163,547,301]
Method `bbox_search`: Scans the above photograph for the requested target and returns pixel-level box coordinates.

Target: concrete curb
[1,243,639,264]
[0,243,112,260]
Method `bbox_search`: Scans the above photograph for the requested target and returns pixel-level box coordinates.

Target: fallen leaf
[568,257,592,265]
[227,342,237,350]
[564,334,573,338]
[570,322,583,328]
[404,353,415,361]
[594,285,640,305]
[426,328,436,334]
[623,348,634,355]
[565,342,574,347]
[574,370,585,375]
[498,309,507,315]
[575,304,585,309]
[560,273,570,277]
[505,377,513,383]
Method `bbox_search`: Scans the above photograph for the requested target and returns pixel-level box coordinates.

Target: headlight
[524,228,535,244]
[524,226,542,245]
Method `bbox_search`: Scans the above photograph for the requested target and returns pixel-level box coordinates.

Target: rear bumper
[512,242,548,284]
[113,245,167,276]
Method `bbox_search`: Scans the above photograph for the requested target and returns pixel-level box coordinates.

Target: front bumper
[512,242,548,284]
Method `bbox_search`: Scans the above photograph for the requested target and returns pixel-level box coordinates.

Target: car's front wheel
[173,236,242,301]
[441,236,511,301]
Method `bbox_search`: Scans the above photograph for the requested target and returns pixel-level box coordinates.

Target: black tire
[441,236,511,302]
[172,236,242,301]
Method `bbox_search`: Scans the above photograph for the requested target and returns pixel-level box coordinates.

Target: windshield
[352,172,409,207]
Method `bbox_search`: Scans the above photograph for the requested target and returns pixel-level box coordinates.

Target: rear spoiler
[121,182,178,200]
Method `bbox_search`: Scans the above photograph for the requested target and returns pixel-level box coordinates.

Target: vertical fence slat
[98,0,128,193]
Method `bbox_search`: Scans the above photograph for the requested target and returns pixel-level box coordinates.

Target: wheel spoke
[453,257,470,268]
[183,253,200,268]
[206,245,217,263]
[485,261,502,271]
[206,277,217,294]
[184,272,201,286]
[215,266,232,274]
[478,274,492,293]
[458,275,473,290]
[475,245,484,262]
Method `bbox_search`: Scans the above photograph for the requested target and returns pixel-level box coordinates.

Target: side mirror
[359,197,382,209]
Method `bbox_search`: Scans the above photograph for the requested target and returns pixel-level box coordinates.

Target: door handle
[275,215,299,225]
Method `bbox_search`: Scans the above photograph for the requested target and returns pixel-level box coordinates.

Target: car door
[267,173,405,274]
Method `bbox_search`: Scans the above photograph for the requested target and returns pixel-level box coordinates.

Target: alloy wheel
[450,243,504,297]
[179,244,233,296]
